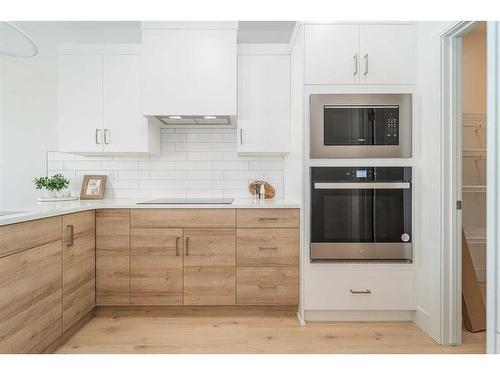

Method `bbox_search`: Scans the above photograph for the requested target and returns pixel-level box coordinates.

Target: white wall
[413,21,456,342]
[0,22,141,208]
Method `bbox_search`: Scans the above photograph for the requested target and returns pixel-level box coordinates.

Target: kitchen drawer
[304,265,414,310]
[0,216,62,258]
[131,209,235,228]
[237,228,299,267]
[237,266,298,305]
[236,209,299,228]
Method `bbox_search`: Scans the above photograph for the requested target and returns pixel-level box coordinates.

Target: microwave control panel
[384,108,399,145]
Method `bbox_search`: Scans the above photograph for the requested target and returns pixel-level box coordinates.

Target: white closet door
[359,24,415,84]
[237,54,291,154]
[58,55,103,153]
[305,24,360,84]
[103,54,148,153]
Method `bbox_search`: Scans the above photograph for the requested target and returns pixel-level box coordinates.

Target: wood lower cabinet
[237,228,299,267]
[237,266,299,305]
[62,211,96,332]
[96,209,130,305]
[183,228,236,305]
[131,228,183,305]
[0,220,63,353]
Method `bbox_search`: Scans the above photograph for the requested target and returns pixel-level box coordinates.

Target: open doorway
[460,22,487,340]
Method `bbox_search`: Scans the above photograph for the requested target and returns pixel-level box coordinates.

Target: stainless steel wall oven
[310,167,412,262]
[310,94,412,158]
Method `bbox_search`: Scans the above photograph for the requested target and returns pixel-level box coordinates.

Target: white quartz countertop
[0,198,300,226]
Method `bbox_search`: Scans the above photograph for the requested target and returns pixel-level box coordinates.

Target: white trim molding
[487,21,500,354]
[440,21,479,346]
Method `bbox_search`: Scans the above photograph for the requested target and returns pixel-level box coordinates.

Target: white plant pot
[41,189,56,199]
[56,189,71,199]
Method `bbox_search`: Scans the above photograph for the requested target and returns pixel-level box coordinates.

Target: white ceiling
[9,21,297,44]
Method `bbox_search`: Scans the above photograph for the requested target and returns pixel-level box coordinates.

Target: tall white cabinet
[57,44,160,154]
[305,23,415,85]
[237,50,291,154]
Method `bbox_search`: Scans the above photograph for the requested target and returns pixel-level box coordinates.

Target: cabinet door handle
[350,289,372,294]
[175,236,180,256]
[66,224,74,247]
[95,129,101,144]
[104,128,110,144]
[240,128,244,145]
[258,284,278,289]
[353,54,358,76]
[258,246,278,251]
[363,54,368,76]
[185,236,189,256]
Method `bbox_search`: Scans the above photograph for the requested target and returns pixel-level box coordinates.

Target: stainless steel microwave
[310,94,412,158]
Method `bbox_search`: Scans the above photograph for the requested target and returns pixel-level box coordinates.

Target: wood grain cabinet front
[62,211,96,332]
[131,228,183,305]
[237,228,299,267]
[0,240,63,353]
[237,267,299,305]
[96,209,130,305]
[236,208,299,228]
[183,228,236,305]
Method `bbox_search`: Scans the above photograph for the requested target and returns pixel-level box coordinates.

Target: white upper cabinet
[359,24,415,84]
[305,24,360,85]
[57,44,160,154]
[141,22,238,116]
[58,54,103,153]
[237,52,291,154]
[305,23,415,85]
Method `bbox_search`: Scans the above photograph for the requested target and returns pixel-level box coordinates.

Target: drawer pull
[350,289,372,294]
[258,284,278,289]
[66,225,74,247]
[258,246,278,251]
[259,217,281,221]
[175,236,180,256]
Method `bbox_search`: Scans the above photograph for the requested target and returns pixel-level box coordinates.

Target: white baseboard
[304,310,414,321]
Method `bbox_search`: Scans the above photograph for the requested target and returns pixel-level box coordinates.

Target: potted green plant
[34,174,71,199]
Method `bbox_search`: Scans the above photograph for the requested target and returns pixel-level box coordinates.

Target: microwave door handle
[314,182,411,190]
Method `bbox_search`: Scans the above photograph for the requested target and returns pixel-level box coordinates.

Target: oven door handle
[313,182,411,189]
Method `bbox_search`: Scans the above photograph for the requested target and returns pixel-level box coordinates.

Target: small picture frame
[80,175,106,200]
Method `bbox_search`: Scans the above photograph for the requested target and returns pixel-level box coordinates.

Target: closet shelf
[463,185,487,193]
[463,149,487,157]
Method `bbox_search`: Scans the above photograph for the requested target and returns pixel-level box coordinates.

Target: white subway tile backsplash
[176,142,212,151]
[187,133,225,143]
[187,151,224,161]
[119,170,149,180]
[64,161,101,170]
[150,170,187,180]
[212,143,237,151]
[187,171,224,180]
[52,128,285,199]
[175,161,212,170]
[101,161,138,170]
[212,161,249,170]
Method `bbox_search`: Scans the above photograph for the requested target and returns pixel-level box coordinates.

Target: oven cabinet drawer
[236,209,299,228]
[304,265,414,310]
[237,267,298,305]
[237,228,299,267]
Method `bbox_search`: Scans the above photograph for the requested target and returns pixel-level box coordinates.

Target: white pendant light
[0,22,38,58]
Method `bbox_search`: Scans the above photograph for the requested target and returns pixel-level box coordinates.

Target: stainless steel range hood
[153,115,236,126]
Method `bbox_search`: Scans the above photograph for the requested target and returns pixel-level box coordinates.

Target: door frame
[440,21,480,346]
[486,21,499,354]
